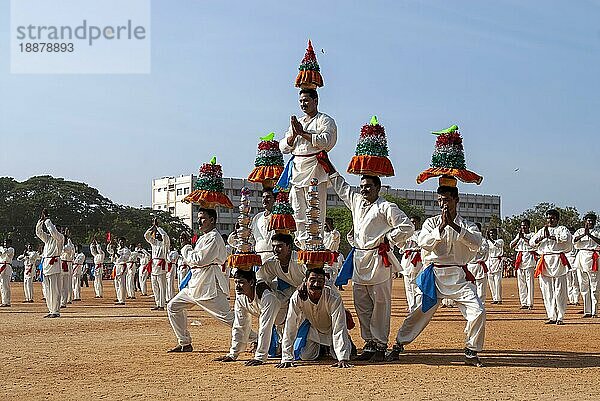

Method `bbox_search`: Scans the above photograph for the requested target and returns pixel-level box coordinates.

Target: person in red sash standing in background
[144,218,170,311]
[90,238,105,298]
[0,238,15,307]
[486,228,504,305]
[136,243,150,296]
[467,223,490,303]
[17,243,40,303]
[60,229,75,308]
[510,219,538,310]
[166,248,179,304]
[573,213,600,318]
[36,208,65,318]
[400,216,423,311]
[530,209,572,325]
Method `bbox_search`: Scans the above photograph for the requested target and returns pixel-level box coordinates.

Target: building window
[425,200,432,206]
[157,188,161,192]
[177,188,182,196]
[468,203,474,208]
[477,204,482,209]
[163,187,167,191]
[184,187,189,195]
[168,184,175,191]
[492,204,498,210]
[484,204,490,209]
[415,200,422,206]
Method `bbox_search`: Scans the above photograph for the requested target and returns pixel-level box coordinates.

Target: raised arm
[329,172,355,210]
[36,220,50,243]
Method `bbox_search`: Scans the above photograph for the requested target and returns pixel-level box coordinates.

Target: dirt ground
[2,278,600,401]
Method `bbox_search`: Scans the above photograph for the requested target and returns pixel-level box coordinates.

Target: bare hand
[40,208,49,221]
[331,360,353,368]
[291,116,303,136]
[275,362,295,369]
[214,355,235,362]
[153,218,159,227]
[440,206,449,230]
[244,359,264,366]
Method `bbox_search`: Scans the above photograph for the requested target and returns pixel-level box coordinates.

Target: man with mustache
[276,268,353,369]
[486,228,504,304]
[214,268,280,366]
[279,89,337,248]
[327,162,414,362]
[144,218,170,311]
[107,237,131,306]
[35,208,65,318]
[530,209,572,325]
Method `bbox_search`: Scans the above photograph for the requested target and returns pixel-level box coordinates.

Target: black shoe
[545,320,556,324]
[151,306,160,311]
[497,301,502,304]
[317,345,331,360]
[353,340,376,361]
[67,301,72,304]
[43,313,53,318]
[115,302,126,305]
[556,320,564,325]
[167,344,193,353]
[370,347,386,362]
[528,306,534,310]
[22,300,30,303]
[49,313,60,318]
[385,343,404,362]
[583,314,592,318]
[158,307,165,311]
[464,348,483,367]
[520,305,528,309]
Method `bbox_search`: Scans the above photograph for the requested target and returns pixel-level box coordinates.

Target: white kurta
[90,243,105,297]
[401,230,423,311]
[329,172,414,285]
[144,227,170,275]
[511,233,537,307]
[573,227,600,316]
[323,229,341,252]
[530,226,572,277]
[512,233,537,269]
[228,289,281,362]
[281,286,351,363]
[252,211,275,262]
[18,251,40,302]
[256,252,307,300]
[486,239,504,274]
[35,219,65,315]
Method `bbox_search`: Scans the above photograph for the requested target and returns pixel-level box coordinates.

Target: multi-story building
[152,175,501,235]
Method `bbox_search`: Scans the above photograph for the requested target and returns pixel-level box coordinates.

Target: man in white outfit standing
[573,213,600,318]
[167,209,235,352]
[466,222,489,303]
[60,230,75,308]
[126,244,139,300]
[400,217,423,311]
[90,239,105,298]
[18,243,40,303]
[327,162,414,362]
[166,248,179,303]
[0,239,15,307]
[530,209,572,325]
[510,219,537,310]
[72,245,85,301]
[486,228,504,304]
[108,237,131,306]
[144,219,170,311]
[279,89,337,248]
[35,209,65,318]
[137,244,150,296]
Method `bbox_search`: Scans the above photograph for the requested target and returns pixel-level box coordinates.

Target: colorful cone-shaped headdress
[268,191,296,234]
[416,125,483,186]
[347,116,394,177]
[295,40,323,89]
[248,132,284,189]
[227,187,262,271]
[182,157,234,208]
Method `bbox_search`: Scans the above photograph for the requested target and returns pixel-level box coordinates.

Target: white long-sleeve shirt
[573,227,600,272]
[330,172,414,285]
[73,252,85,276]
[486,239,504,274]
[323,229,341,252]
[400,229,423,278]
[167,250,179,276]
[17,251,40,278]
[0,247,15,276]
[279,112,337,187]
[252,211,274,256]
[467,239,489,280]
[108,244,131,277]
[510,233,537,269]
[36,219,65,276]
[144,227,170,275]
[529,226,572,277]
[281,286,351,363]
[180,229,228,301]
[228,289,281,362]
[256,252,307,301]
[418,215,483,266]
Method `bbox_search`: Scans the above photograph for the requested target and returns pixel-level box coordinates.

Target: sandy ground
[2,278,600,401]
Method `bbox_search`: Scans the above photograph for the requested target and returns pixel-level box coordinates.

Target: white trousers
[475,277,487,303]
[298,335,344,361]
[151,274,167,307]
[166,270,177,303]
[167,286,234,346]
[126,270,136,298]
[487,271,502,302]
[114,274,126,303]
[577,270,599,316]
[72,274,82,300]
[60,271,71,306]
[353,280,392,348]
[395,266,486,352]
[44,273,61,315]
[539,274,567,321]
[403,274,419,311]
[139,270,149,295]
[516,268,534,307]
[0,268,12,305]
[94,275,103,297]
[289,182,327,249]
[566,270,580,304]
[24,276,34,301]
[42,279,47,298]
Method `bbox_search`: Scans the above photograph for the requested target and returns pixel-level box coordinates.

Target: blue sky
[1,0,599,217]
